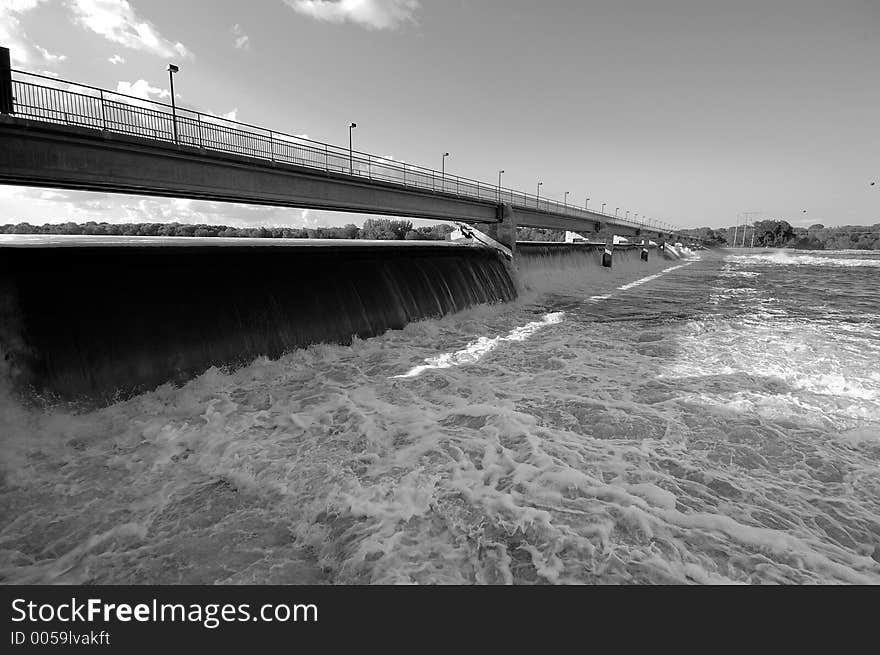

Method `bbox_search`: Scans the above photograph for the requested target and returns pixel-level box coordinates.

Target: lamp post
[441,152,449,187]
[537,181,543,207]
[585,197,590,210]
[167,63,179,144]
[615,207,619,217]
[626,211,630,222]
[348,122,357,174]
[497,169,504,201]
[564,191,569,206]
[601,202,606,214]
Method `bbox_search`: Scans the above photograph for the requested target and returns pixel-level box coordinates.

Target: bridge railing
[8,70,681,235]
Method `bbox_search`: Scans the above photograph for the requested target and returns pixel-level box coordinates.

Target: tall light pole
[585,197,590,210]
[564,191,569,206]
[441,152,449,185]
[615,207,619,217]
[536,181,543,207]
[601,202,606,214]
[497,169,504,201]
[348,122,357,174]
[167,63,179,144]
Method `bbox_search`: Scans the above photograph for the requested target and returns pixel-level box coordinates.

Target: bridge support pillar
[0,47,13,116]
[602,235,614,268]
[474,203,517,256]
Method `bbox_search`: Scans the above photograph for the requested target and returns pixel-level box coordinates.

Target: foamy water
[2,247,879,584]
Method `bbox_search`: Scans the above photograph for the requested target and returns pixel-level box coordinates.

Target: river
[2,247,879,584]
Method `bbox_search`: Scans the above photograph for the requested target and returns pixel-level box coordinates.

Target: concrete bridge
[0,47,702,249]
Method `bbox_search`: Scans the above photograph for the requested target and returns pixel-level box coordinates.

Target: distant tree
[339,223,361,239]
[753,219,794,247]
[516,227,564,241]
[361,218,413,240]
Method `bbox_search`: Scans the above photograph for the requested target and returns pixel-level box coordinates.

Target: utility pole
[741,211,761,248]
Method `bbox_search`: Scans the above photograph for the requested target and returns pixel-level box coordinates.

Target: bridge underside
[0,117,667,240]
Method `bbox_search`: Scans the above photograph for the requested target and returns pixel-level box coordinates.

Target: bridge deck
[0,64,696,242]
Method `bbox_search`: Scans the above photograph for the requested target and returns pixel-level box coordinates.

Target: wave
[726,250,880,268]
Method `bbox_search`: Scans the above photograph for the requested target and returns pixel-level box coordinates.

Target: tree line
[1,220,572,242]
[0,219,455,241]
[682,220,880,250]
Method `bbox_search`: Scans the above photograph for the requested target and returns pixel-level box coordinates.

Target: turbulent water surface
[2,248,879,584]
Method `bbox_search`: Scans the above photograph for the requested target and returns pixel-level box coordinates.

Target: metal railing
[8,70,680,235]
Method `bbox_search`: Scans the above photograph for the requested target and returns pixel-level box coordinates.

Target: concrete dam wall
[0,237,680,406]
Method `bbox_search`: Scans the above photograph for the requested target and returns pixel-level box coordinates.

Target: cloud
[34,45,67,64]
[108,53,125,64]
[115,79,170,101]
[0,186,317,227]
[284,0,420,31]
[67,0,192,59]
[0,0,68,67]
[231,23,250,50]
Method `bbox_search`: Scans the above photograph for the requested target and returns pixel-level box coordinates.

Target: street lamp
[585,197,590,210]
[348,122,357,174]
[601,202,606,214]
[564,191,569,206]
[615,207,619,217]
[441,152,449,185]
[497,169,504,201]
[167,63,179,144]
[537,181,543,207]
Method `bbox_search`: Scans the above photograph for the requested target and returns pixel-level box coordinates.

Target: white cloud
[67,0,192,59]
[39,190,69,200]
[0,186,317,227]
[231,23,250,51]
[34,45,67,63]
[0,0,45,13]
[0,0,68,67]
[108,53,125,64]
[115,78,170,102]
[284,0,420,31]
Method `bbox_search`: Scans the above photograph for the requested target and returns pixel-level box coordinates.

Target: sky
[1,0,878,229]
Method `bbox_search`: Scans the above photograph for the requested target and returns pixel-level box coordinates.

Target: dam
[0,235,683,405]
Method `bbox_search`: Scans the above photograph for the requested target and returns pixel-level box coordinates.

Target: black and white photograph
[1,0,878,617]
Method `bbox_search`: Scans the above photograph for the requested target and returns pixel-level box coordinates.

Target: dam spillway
[0,237,518,404]
[0,236,677,405]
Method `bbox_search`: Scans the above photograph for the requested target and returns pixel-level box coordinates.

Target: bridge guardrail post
[99,90,106,130]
